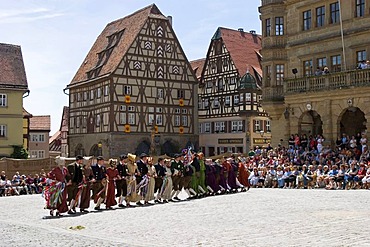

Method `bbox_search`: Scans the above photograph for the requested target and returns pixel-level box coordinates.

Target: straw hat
[128,153,136,163]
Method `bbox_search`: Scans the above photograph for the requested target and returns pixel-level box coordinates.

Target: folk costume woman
[105,159,119,209]
[44,156,69,216]
[159,159,173,202]
[77,157,94,213]
[144,157,156,204]
[125,153,139,207]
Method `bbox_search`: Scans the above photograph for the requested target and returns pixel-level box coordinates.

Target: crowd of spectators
[247,132,370,190]
[0,170,47,196]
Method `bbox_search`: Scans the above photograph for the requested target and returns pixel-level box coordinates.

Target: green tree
[10,145,29,159]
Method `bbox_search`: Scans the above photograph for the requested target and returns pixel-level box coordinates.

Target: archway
[299,110,323,137]
[74,143,85,157]
[135,141,150,156]
[163,140,179,156]
[339,107,366,136]
[89,144,99,157]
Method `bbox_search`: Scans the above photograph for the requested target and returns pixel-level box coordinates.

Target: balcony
[284,68,370,94]
[261,0,284,5]
[262,86,284,102]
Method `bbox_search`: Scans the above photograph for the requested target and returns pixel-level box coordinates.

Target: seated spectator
[282,166,293,189]
[265,165,277,188]
[345,162,358,189]
[276,166,284,188]
[335,164,346,189]
[306,165,317,189]
[326,165,339,190]
[25,174,37,194]
[361,166,370,189]
[10,175,21,195]
[248,167,260,188]
[354,162,367,189]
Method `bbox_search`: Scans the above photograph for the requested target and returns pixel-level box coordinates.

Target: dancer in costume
[105,159,119,209]
[77,157,94,213]
[44,156,69,216]
[171,153,184,201]
[198,152,208,196]
[93,156,107,210]
[154,157,166,203]
[66,155,84,214]
[144,157,157,204]
[116,154,128,207]
[125,153,139,207]
[159,159,173,203]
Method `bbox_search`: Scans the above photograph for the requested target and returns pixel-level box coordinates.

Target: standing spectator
[360,133,368,153]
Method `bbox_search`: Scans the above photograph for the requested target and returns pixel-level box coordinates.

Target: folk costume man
[136,153,149,205]
[91,156,106,198]
[171,153,184,200]
[66,155,84,214]
[154,157,166,203]
[116,154,128,207]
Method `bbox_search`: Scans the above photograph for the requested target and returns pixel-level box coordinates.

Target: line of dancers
[43,150,250,217]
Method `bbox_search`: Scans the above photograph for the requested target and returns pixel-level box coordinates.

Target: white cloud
[0,8,64,24]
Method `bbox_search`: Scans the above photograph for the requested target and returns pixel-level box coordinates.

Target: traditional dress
[160,166,173,200]
[198,159,207,194]
[45,166,69,214]
[205,164,218,193]
[144,165,156,202]
[238,162,250,188]
[126,161,139,203]
[105,167,119,208]
[77,166,93,210]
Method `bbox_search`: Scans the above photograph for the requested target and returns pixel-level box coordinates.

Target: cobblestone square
[1,189,369,246]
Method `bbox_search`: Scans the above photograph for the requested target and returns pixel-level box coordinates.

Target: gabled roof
[190,58,206,81]
[30,115,51,131]
[49,130,61,151]
[215,27,262,78]
[22,107,32,118]
[69,4,166,85]
[60,106,69,131]
[0,43,28,90]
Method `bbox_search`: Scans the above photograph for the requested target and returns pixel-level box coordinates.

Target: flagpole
[338,0,346,71]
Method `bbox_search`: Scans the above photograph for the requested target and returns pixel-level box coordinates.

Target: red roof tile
[69,4,166,85]
[190,58,206,80]
[30,115,51,131]
[0,43,28,89]
[219,27,262,77]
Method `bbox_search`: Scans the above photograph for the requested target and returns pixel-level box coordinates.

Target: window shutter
[264,120,267,132]
[253,120,256,132]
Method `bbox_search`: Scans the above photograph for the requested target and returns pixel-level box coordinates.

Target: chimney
[250,30,257,35]
[167,16,173,26]
[238,28,244,32]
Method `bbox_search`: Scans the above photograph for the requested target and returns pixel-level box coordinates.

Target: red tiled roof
[0,43,28,89]
[30,115,51,131]
[69,4,166,85]
[219,27,262,77]
[60,106,69,131]
[190,58,206,80]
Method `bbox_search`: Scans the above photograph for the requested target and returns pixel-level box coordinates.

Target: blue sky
[0,0,261,135]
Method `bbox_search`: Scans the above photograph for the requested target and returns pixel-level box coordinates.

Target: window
[276,64,284,85]
[181,109,187,114]
[76,117,80,128]
[90,90,94,100]
[204,123,211,133]
[120,105,126,111]
[240,93,244,103]
[331,55,341,72]
[275,17,284,35]
[231,121,238,132]
[31,134,45,142]
[96,115,101,127]
[229,77,236,84]
[199,123,203,134]
[30,150,45,159]
[357,50,367,64]
[97,88,101,98]
[213,97,220,108]
[246,93,251,102]
[303,60,312,76]
[104,85,109,96]
[214,122,220,132]
[128,106,135,112]
[316,6,325,27]
[174,108,180,114]
[220,122,225,132]
[177,89,185,99]
[234,95,239,104]
[206,80,213,88]
[157,88,164,99]
[217,78,224,91]
[317,57,327,68]
[83,91,88,101]
[266,120,271,132]
[182,116,188,127]
[237,121,243,131]
[255,120,261,132]
[119,113,126,124]
[174,115,180,126]
[330,2,340,24]
[0,94,6,107]
[0,125,6,137]
[204,99,209,108]
[124,85,131,95]
[225,96,231,106]
[156,115,163,125]
[303,10,312,30]
[266,65,271,86]
[356,0,365,17]
[128,113,135,125]
[265,18,271,36]
[77,93,82,102]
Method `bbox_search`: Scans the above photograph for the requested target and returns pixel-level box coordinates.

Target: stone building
[29,115,51,158]
[192,27,271,157]
[260,0,370,146]
[64,4,198,158]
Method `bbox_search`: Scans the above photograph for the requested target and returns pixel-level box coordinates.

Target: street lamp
[97,141,102,156]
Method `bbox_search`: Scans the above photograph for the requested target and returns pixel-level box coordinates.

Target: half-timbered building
[195,27,271,157]
[65,4,198,158]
